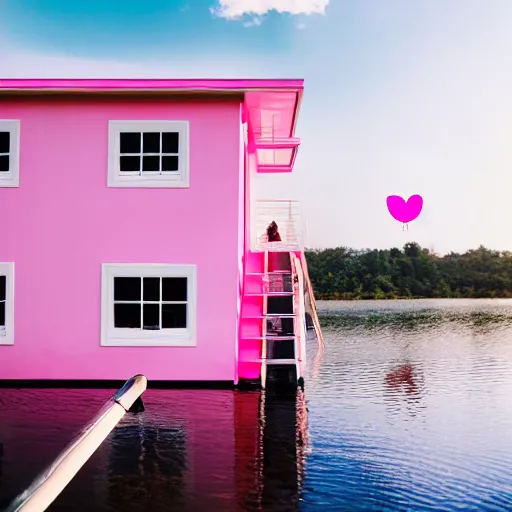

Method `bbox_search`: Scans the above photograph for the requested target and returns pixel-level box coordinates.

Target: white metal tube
[6,374,148,512]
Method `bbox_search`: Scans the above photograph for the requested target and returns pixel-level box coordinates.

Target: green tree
[305,243,512,300]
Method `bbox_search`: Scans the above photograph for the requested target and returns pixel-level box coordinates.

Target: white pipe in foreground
[6,374,148,512]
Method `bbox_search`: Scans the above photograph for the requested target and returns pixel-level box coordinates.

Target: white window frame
[0,262,14,345]
[0,120,20,187]
[107,120,190,188]
[101,263,197,347]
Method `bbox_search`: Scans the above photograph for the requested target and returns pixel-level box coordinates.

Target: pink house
[0,79,322,387]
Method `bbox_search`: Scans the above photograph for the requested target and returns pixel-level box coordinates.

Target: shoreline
[316,296,512,301]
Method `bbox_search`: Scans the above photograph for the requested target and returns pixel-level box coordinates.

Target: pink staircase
[238,249,306,388]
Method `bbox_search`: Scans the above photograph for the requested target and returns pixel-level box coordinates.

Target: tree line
[305,243,512,300]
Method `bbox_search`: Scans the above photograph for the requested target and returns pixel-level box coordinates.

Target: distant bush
[305,243,512,300]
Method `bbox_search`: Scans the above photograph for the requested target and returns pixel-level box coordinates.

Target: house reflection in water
[102,389,308,512]
[0,442,3,498]
[235,388,308,511]
[105,423,188,510]
[261,389,307,510]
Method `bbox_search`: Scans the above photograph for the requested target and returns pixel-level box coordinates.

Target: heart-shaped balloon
[386,194,423,223]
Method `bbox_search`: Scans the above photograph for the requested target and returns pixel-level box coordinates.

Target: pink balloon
[386,194,423,223]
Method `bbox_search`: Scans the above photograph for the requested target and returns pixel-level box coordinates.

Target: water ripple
[302,299,512,511]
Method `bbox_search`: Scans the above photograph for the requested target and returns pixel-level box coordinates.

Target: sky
[1,0,512,254]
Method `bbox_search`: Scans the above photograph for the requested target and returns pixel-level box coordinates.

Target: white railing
[251,200,305,252]
[290,253,307,378]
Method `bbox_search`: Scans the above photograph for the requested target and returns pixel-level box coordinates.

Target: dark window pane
[162,304,187,328]
[0,302,4,326]
[143,304,160,330]
[142,155,160,172]
[0,276,5,301]
[120,132,141,153]
[0,132,9,153]
[114,303,141,328]
[0,155,9,172]
[143,132,160,153]
[143,277,160,301]
[162,132,179,153]
[162,277,187,301]
[114,277,141,301]
[162,156,179,172]
[120,156,140,173]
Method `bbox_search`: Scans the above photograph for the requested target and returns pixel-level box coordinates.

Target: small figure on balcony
[267,221,282,242]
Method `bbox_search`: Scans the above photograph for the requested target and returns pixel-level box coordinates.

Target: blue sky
[1,0,512,254]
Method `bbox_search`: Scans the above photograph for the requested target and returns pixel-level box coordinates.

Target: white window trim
[107,120,190,188]
[0,120,20,187]
[101,263,197,347]
[0,262,14,345]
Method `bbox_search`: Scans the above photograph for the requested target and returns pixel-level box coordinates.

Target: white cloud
[211,0,329,20]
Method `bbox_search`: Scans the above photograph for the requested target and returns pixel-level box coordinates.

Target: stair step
[244,292,294,297]
[242,314,298,319]
[241,336,297,341]
[251,358,300,365]
[246,271,292,276]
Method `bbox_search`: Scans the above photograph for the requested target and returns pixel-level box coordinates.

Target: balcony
[255,137,301,173]
[251,200,305,252]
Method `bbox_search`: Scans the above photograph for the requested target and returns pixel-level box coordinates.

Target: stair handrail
[299,252,324,348]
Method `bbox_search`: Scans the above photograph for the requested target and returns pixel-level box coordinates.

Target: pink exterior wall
[238,136,264,381]
[0,96,242,381]
[234,108,246,386]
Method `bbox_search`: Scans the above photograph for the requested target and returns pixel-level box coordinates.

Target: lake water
[2,299,512,511]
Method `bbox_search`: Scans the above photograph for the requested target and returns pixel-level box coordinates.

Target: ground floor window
[101,264,196,346]
[0,263,14,345]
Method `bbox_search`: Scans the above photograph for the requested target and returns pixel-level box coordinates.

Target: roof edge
[0,78,304,93]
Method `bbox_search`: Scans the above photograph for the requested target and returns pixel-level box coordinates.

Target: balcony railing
[251,200,305,252]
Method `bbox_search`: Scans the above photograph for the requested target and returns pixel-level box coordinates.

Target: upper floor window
[108,121,190,188]
[0,120,20,187]
[0,263,14,345]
